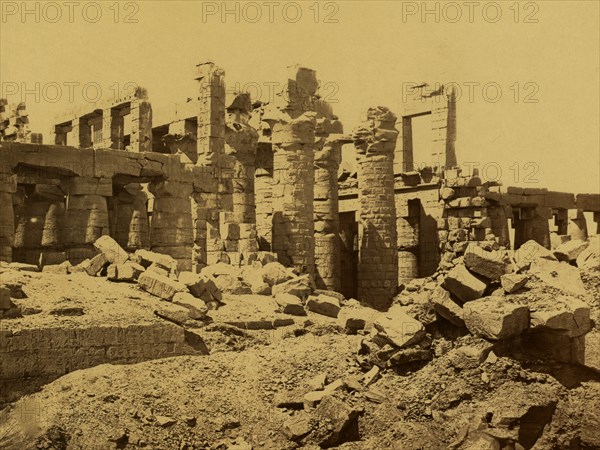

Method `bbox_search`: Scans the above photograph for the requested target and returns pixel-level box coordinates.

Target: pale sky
[1,0,598,194]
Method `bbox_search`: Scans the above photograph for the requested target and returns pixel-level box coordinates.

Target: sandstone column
[71,117,92,148]
[255,141,274,251]
[111,184,149,252]
[353,106,399,310]
[313,125,348,291]
[149,180,193,271]
[129,91,152,153]
[102,107,125,150]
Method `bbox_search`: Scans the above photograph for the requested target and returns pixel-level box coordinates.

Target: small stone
[500,273,528,294]
[154,415,176,427]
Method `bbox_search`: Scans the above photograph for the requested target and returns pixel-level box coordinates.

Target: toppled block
[576,235,599,271]
[463,244,508,281]
[173,292,208,319]
[135,249,177,272]
[93,235,129,265]
[554,239,589,262]
[314,289,345,303]
[41,261,71,274]
[513,239,556,271]
[310,395,360,448]
[0,287,11,310]
[430,286,464,326]
[306,294,341,318]
[107,262,144,282]
[463,296,529,340]
[500,273,529,294]
[388,348,432,367]
[443,264,487,302]
[275,293,306,316]
[77,253,108,276]
[154,302,191,325]
[178,271,206,297]
[213,274,252,295]
[138,271,186,300]
[282,412,312,441]
[337,300,379,332]
[262,262,294,286]
[373,305,426,348]
[529,295,591,337]
[572,330,600,373]
[530,258,587,295]
[272,274,315,300]
[8,262,39,272]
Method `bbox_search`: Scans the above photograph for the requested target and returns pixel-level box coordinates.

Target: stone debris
[107,262,145,282]
[172,292,208,319]
[500,272,529,294]
[271,274,315,300]
[77,253,109,276]
[306,293,341,318]
[463,297,529,340]
[554,239,589,262]
[372,305,426,348]
[93,235,129,265]
[430,286,464,326]
[463,244,509,281]
[138,271,186,301]
[443,264,488,302]
[528,295,591,337]
[274,293,306,316]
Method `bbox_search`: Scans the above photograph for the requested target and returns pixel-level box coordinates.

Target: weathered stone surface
[178,271,206,297]
[443,264,487,302]
[173,292,208,319]
[572,329,600,373]
[310,395,359,448]
[261,262,294,286]
[138,271,186,300]
[135,249,178,271]
[529,295,591,337]
[500,273,529,294]
[530,258,587,295]
[213,274,251,295]
[272,274,315,300]
[576,235,599,271]
[93,235,129,265]
[463,296,529,340]
[78,253,108,276]
[373,305,425,348]
[282,412,312,441]
[430,286,464,326]
[513,239,557,270]
[306,294,341,318]
[274,293,306,316]
[41,262,71,274]
[337,301,379,332]
[307,372,328,390]
[7,262,39,272]
[154,302,191,324]
[154,415,176,427]
[314,289,345,303]
[388,348,432,367]
[463,244,508,281]
[554,239,589,263]
[107,262,144,282]
[0,287,11,309]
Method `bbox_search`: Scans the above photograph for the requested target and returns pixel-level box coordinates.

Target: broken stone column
[567,209,588,241]
[353,107,399,309]
[149,180,193,271]
[110,184,149,252]
[396,198,420,283]
[0,167,16,262]
[431,87,457,170]
[129,90,152,153]
[62,177,111,264]
[226,93,258,224]
[313,124,348,291]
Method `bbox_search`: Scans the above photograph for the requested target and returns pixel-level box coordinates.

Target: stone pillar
[554,209,568,235]
[0,167,16,262]
[71,117,92,148]
[395,117,414,174]
[567,209,588,241]
[431,87,457,170]
[102,107,125,150]
[270,114,316,274]
[110,184,149,252]
[396,198,420,283]
[129,94,152,153]
[63,177,111,264]
[313,129,346,291]
[54,124,69,146]
[353,106,399,310]
[255,142,274,251]
[149,180,193,271]
[226,93,258,224]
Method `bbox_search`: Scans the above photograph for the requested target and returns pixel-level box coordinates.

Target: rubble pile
[0,100,39,143]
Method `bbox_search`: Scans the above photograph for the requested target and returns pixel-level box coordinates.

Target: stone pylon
[353,106,399,310]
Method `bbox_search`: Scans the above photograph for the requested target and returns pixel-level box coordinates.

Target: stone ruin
[1,62,598,311]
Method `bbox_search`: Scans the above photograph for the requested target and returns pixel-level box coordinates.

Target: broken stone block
[78,253,109,276]
[572,329,600,373]
[275,293,306,316]
[550,232,570,250]
[272,274,315,300]
[41,261,71,274]
[178,271,207,298]
[443,264,487,302]
[154,302,190,325]
[314,289,345,303]
[138,271,186,301]
[554,239,589,262]
[463,296,529,340]
[261,262,294,286]
[529,257,587,295]
[373,305,426,348]
[213,274,252,295]
[513,239,557,271]
[93,235,129,265]
[135,249,178,272]
[463,244,508,281]
[203,275,222,301]
[388,348,432,367]
[310,395,359,448]
[107,262,144,282]
[0,287,11,310]
[529,295,591,337]
[362,366,380,386]
[430,286,464,327]
[306,294,341,318]
[173,292,208,319]
[446,340,494,369]
[337,301,379,332]
[8,262,39,272]
[307,372,328,390]
[282,412,312,441]
[576,235,599,271]
[500,273,528,294]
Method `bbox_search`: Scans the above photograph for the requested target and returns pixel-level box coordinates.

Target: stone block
[178,271,207,297]
[554,239,589,262]
[93,235,129,265]
[274,293,306,316]
[272,274,315,300]
[430,286,464,326]
[78,253,109,276]
[135,249,178,271]
[529,258,587,295]
[576,235,599,271]
[337,301,379,332]
[311,395,359,447]
[261,262,294,286]
[463,296,529,340]
[373,305,425,348]
[173,292,208,319]
[138,271,186,300]
[500,273,528,294]
[443,264,488,302]
[0,287,11,310]
[463,244,508,281]
[529,295,591,337]
[107,262,144,282]
[306,294,341,318]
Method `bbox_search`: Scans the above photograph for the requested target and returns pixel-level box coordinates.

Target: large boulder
[272,274,315,300]
[93,235,129,265]
[306,294,341,318]
[463,244,509,281]
[529,258,587,295]
[528,295,591,337]
[463,296,529,340]
[443,264,487,302]
[554,239,589,263]
[373,305,426,348]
